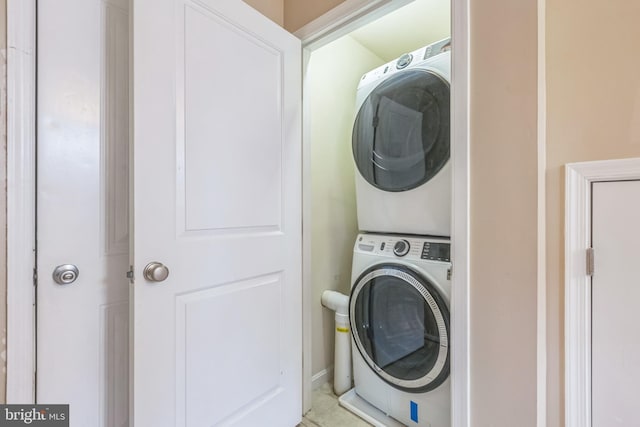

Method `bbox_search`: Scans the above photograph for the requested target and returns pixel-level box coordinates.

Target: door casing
[565,157,640,427]
[6,0,37,404]
[6,1,472,426]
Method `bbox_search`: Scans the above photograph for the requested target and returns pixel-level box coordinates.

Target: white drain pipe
[321,290,351,395]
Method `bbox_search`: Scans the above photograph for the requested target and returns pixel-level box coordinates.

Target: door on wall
[38,0,302,425]
[37,0,130,425]
[131,0,302,426]
[591,180,640,427]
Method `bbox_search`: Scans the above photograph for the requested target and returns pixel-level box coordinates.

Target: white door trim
[449,1,470,426]
[294,0,413,50]
[6,0,37,404]
[565,157,640,427]
[297,1,471,425]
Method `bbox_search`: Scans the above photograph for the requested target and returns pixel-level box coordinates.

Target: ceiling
[349,0,451,62]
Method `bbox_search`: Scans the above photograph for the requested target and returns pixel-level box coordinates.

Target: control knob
[396,53,413,69]
[393,239,410,257]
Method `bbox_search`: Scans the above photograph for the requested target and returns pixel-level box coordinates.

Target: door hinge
[126,266,134,284]
[586,247,595,276]
[33,267,38,287]
[447,267,452,281]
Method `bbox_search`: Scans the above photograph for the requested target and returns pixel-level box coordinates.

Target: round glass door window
[352,68,450,192]
[350,264,450,392]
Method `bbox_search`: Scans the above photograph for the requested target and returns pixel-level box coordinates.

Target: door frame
[565,157,640,427]
[6,0,470,421]
[296,0,470,425]
[6,0,37,404]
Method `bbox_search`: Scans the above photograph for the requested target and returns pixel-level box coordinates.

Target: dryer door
[352,68,450,192]
[350,263,449,392]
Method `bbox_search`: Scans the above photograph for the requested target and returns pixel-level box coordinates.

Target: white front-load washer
[352,38,451,236]
[343,232,451,427]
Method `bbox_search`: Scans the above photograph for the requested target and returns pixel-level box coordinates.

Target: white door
[131,0,302,426]
[37,0,130,425]
[591,180,640,427]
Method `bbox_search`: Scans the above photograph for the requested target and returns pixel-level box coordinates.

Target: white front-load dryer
[346,233,451,427]
[353,38,451,236]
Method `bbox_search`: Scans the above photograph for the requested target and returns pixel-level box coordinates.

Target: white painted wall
[307,35,383,385]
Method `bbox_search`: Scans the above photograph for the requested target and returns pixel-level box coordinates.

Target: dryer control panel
[356,37,451,91]
[355,233,451,263]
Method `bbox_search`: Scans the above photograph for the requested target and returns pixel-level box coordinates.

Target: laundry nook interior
[304,0,452,425]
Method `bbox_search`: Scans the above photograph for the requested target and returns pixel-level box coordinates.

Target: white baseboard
[311,366,334,390]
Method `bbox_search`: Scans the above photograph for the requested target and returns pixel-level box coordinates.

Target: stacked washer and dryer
[340,38,453,427]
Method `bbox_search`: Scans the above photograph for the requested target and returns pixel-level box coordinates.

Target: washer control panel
[355,233,450,262]
[420,241,451,262]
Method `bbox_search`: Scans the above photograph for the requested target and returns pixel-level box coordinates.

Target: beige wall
[469,0,538,425]
[284,0,345,32]
[242,0,284,26]
[307,36,383,380]
[545,1,640,425]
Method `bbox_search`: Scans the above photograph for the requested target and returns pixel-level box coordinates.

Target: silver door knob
[143,262,169,282]
[53,264,79,285]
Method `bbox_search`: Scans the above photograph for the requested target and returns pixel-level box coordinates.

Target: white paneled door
[592,180,640,427]
[131,0,302,426]
[38,0,301,425]
[37,0,130,425]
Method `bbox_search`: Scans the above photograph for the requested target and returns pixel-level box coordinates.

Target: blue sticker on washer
[410,401,418,423]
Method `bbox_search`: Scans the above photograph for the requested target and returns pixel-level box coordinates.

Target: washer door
[352,68,450,192]
[350,264,450,392]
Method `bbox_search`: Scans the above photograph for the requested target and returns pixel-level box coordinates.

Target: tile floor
[300,383,372,427]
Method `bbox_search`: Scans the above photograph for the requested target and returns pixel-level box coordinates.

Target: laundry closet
[305,0,452,425]
[32,0,453,424]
